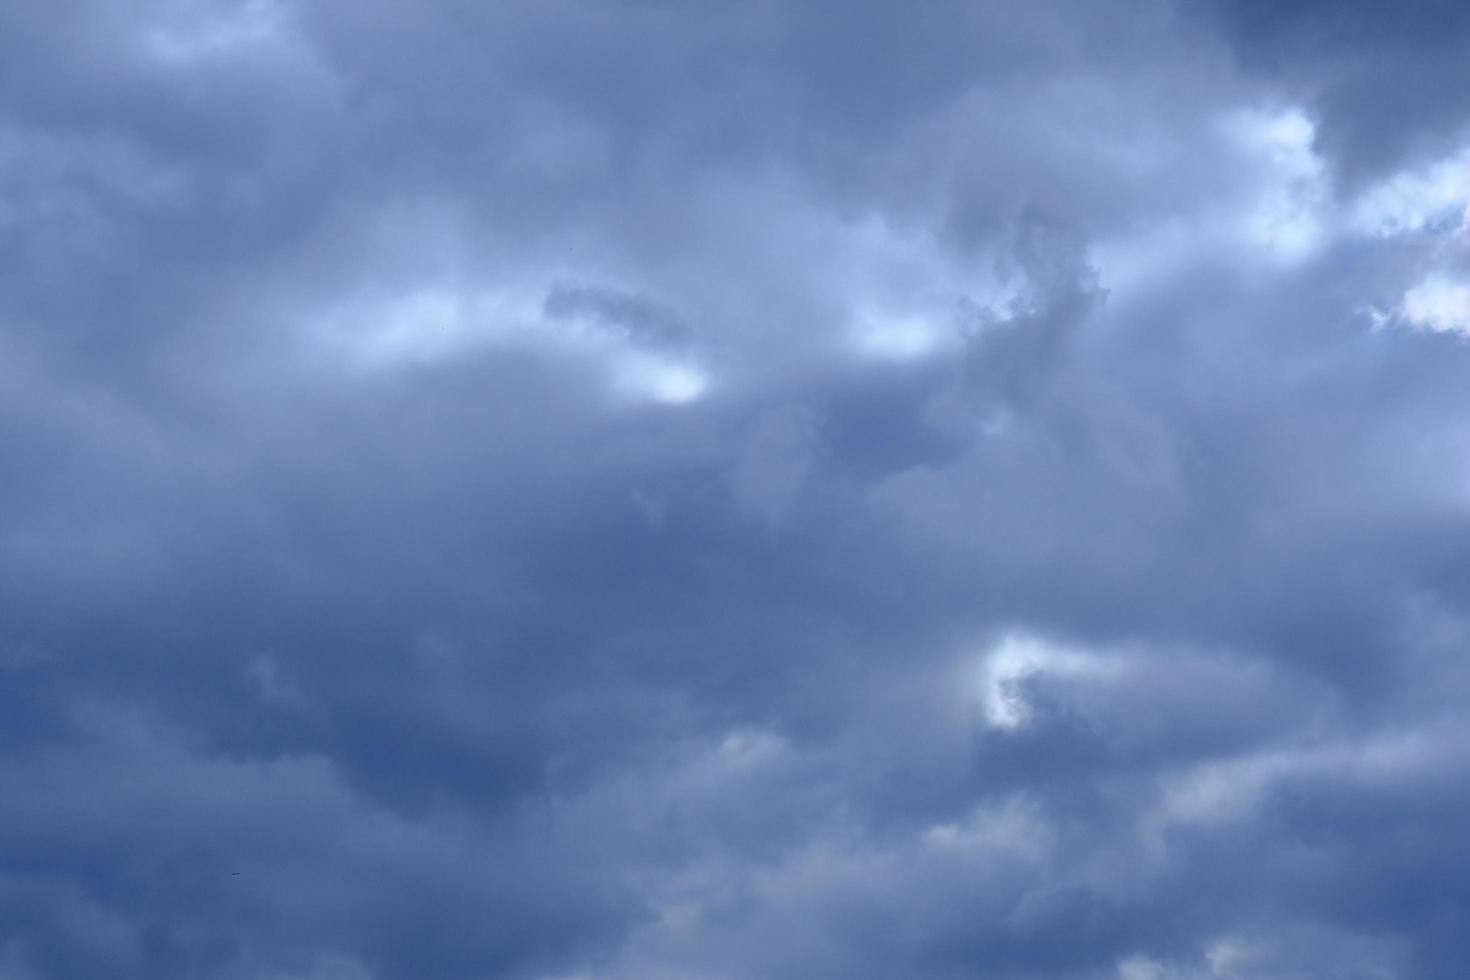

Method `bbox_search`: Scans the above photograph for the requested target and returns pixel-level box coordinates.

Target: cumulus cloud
[3,1,1470,978]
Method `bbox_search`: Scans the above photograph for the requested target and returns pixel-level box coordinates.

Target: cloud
[1199,0,1470,186]
[1401,275,1470,336]
[4,1,1470,978]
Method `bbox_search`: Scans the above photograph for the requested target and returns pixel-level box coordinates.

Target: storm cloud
[2,1,1470,978]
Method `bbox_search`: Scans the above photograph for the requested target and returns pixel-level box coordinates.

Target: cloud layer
[2,2,1470,977]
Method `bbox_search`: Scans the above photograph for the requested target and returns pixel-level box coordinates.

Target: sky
[1,2,1470,978]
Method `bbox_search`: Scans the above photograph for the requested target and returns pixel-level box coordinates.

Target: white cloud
[851,310,947,361]
[1401,274,1470,336]
[611,352,709,405]
[1351,148,1470,238]
[304,279,711,404]
[1094,105,1332,295]
[1342,146,1470,338]
[1227,107,1329,264]
[978,632,1115,731]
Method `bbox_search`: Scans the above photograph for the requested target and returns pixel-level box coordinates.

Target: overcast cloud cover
[2,1,1470,977]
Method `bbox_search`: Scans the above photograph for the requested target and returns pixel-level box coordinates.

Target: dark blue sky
[2,2,1470,978]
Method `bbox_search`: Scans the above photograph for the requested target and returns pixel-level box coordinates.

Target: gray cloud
[2,1,1470,978]
[1199,0,1470,186]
